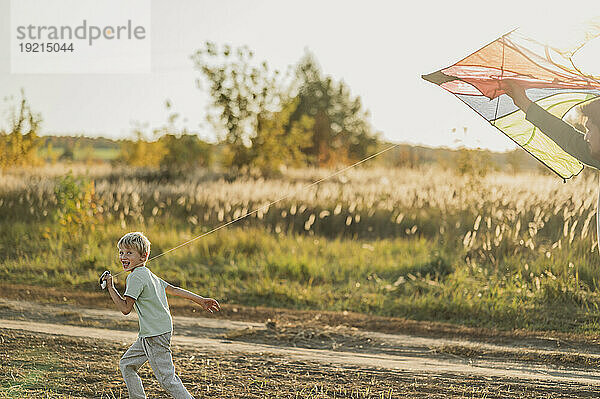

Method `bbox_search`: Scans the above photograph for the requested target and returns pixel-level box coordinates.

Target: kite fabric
[422,19,600,180]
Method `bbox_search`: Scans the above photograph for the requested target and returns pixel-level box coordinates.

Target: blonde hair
[117,232,151,258]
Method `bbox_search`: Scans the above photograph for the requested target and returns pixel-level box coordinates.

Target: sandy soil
[2,284,600,398]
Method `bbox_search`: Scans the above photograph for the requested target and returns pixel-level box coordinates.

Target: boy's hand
[102,272,114,288]
[501,79,532,111]
[501,79,523,98]
[197,297,221,313]
[165,285,221,313]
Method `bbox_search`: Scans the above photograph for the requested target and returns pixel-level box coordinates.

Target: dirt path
[4,317,600,387]
[3,298,600,387]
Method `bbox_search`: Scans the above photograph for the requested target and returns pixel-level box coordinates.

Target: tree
[455,148,492,178]
[0,90,42,169]
[117,124,166,168]
[249,98,313,175]
[59,142,75,161]
[118,101,212,170]
[288,52,379,166]
[155,101,213,171]
[158,134,212,170]
[393,146,421,168]
[192,44,380,172]
[192,43,287,169]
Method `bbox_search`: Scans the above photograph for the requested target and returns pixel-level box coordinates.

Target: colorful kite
[423,18,600,180]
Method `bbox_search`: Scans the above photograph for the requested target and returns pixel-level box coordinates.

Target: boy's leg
[120,338,149,399]
[142,332,194,399]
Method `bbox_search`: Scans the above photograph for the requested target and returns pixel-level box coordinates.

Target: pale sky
[1,0,599,151]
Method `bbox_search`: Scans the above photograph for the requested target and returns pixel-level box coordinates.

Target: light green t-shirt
[124,266,173,338]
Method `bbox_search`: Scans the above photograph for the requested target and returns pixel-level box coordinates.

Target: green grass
[1,219,599,333]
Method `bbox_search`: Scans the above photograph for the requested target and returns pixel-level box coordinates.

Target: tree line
[1,45,381,174]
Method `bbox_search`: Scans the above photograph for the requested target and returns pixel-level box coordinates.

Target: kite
[422,18,600,181]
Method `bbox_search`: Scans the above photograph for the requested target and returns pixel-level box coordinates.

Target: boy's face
[584,118,600,160]
[118,246,147,271]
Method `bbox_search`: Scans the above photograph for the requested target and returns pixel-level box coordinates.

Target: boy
[102,232,220,399]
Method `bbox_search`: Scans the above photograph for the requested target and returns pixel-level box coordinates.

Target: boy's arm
[103,273,136,315]
[525,103,600,168]
[503,79,600,169]
[165,284,221,313]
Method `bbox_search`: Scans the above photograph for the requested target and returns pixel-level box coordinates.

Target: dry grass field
[3,164,600,397]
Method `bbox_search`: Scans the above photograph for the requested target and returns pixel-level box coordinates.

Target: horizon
[37,132,532,155]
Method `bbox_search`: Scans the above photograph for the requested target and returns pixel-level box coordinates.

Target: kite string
[111,143,400,278]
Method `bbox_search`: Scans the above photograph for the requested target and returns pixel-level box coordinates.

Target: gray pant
[120,332,194,399]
